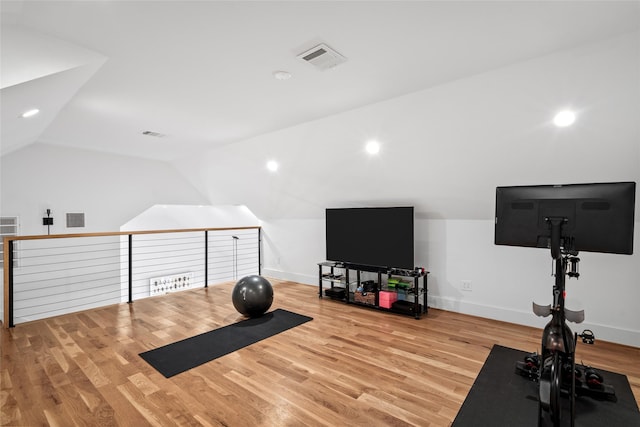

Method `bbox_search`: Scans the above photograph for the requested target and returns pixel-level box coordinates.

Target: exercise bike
[515,218,616,427]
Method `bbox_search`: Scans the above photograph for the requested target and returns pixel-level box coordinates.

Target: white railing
[3,226,261,326]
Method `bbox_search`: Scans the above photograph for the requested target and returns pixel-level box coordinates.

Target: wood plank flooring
[2,279,639,426]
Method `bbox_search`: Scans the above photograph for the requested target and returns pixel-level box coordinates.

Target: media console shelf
[318,261,428,319]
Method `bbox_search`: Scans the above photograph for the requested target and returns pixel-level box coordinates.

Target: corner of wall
[262,268,317,287]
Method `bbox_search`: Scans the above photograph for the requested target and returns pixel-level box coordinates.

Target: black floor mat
[452,344,639,426]
[139,308,313,378]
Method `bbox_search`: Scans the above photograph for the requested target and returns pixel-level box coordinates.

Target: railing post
[8,240,15,327]
[204,230,208,288]
[128,234,133,304]
[258,227,262,275]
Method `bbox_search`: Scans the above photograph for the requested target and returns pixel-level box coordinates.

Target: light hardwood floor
[2,279,639,426]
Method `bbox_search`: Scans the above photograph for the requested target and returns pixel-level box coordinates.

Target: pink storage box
[379,291,398,308]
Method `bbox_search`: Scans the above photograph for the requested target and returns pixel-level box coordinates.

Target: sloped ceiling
[0,25,106,155]
[2,1,638,160]
[174,29,640,220]
[1,1,639,220]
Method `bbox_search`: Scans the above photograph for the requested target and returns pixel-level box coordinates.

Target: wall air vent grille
[297,43,347,70]
[66,213,85,228]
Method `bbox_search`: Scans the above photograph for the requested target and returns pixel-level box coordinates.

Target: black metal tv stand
[318,261,428,319]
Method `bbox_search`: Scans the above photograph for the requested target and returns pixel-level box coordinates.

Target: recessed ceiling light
[365,140,380,155]
[266,160,279,172]
[273,70,292,80]
[20,108,40,118]
[553,110,576,127]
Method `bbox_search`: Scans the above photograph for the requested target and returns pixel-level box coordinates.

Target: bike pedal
[580,329,595,344]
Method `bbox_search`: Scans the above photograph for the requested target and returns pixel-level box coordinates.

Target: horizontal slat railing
[3,226,261,327]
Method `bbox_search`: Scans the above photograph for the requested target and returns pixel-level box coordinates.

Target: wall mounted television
[495,182,636,255]
[325,206,414,270]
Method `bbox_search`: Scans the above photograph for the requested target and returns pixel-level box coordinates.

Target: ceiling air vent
[297,43,347,71]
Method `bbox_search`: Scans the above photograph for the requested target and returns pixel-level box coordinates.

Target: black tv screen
[495,182,636,255]
[326,207,414,269]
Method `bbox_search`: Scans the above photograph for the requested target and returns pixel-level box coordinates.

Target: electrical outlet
[462,280,472,291]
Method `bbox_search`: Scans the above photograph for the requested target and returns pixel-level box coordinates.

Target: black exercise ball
[232,275,274,317]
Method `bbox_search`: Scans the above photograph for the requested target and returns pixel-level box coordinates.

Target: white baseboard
[262,268,317,286]
[261,269,639,348]
[428,295,640,348]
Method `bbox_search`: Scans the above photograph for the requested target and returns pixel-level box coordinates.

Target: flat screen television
[495,182,636,255]
[325,207,414,269]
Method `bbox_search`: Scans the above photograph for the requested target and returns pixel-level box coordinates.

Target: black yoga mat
[453,344,640,426]
[140,308,313,378]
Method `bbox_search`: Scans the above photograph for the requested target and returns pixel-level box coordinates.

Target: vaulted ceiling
[2,1,639,220]
[2,1,638,159]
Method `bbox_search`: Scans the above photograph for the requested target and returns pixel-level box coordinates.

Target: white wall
[0,143,209,321]
[1,143,208,235]
[262,218,640,347]
[261,219,326,284]
[425,220,640,347]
